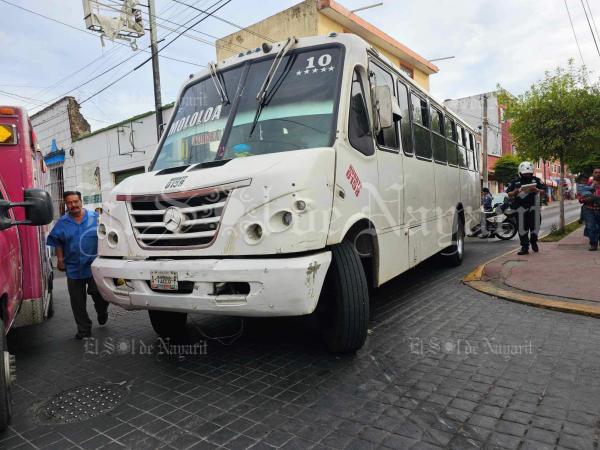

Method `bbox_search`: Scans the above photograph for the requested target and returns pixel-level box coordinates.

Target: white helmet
[518,161,534,174]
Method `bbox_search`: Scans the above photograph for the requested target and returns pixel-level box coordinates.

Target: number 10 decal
[305,54,333,69]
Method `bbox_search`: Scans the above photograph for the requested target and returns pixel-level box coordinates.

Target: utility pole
[482,93,489,189]
[148,0,163,139]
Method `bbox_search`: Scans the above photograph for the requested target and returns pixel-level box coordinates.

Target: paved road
[3,200,597,450]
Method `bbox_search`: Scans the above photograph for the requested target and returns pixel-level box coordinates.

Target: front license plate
[151,271,178,290]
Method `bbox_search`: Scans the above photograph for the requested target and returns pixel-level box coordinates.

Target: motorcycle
[471,201,519,240]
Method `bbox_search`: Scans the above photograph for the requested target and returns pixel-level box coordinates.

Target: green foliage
[540,221,581,242]
[499,60,600,231]
[498,60,600,167]
[493,154,521,185]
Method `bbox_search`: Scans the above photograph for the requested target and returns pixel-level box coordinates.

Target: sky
[1,0,599,140]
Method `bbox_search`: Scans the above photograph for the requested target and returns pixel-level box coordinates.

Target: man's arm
[506,181,519,198]
[46,221,65,272]
[55,247,65,272]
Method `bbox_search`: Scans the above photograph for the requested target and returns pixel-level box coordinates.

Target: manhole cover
[36,381,132,424]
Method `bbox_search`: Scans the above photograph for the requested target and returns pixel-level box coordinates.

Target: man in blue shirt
[47,191,108,339]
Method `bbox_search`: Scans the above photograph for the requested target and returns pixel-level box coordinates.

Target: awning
[44,149,65,166]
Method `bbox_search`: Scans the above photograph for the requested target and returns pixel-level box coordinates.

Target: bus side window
[410,93,432,159]
[445,116,458,166]
[397,81,412,156]
[468,132,476,171]
[431,107,446,164]
[456,124,467,168]
[369,63,399,150]
[348,69,374,156]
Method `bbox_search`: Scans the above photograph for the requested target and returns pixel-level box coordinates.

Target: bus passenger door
[369,61,404,229]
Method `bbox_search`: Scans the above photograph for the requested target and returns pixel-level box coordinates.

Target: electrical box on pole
[82,0,163,139]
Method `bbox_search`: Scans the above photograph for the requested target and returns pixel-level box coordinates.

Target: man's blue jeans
[582,207,600,246]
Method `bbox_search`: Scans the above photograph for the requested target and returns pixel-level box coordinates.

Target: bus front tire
[317,241,369,354]
[148,310,188,341]
[0,319,12,432]
[440,214,465,267]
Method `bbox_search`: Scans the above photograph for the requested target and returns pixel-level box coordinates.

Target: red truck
[0,105,54,430]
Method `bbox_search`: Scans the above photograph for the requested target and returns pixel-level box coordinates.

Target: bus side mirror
[24,189,54,225]
[373,85,393,130]
[0,189,53,231]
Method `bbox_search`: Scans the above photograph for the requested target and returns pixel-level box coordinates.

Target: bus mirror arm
[0,189,53,231]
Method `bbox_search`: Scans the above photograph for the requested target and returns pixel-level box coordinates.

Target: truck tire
[317,240,369,353]
[0,319,13,431]
[440,212,465,267]
[148,310,188,342]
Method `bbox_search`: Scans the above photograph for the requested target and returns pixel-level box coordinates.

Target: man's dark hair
[63,191,82,200]
[482,187,490,193]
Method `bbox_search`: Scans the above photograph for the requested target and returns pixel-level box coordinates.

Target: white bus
[92,33,480,353]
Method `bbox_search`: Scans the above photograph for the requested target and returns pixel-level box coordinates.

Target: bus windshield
[153,46,343,171]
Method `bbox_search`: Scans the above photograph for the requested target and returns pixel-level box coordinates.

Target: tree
[493,154,521,186]
[499,60,600,232]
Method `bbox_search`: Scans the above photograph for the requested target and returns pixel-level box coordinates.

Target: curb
[463,220,599,317]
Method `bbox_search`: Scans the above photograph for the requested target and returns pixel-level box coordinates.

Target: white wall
[68,106,174,210]
[445,93,502,157]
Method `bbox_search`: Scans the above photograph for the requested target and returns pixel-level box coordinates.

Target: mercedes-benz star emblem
[163,207,184,233]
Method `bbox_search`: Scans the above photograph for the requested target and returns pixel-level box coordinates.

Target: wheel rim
[496,222,516,239]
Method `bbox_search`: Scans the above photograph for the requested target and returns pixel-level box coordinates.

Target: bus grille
[129,190,229,248]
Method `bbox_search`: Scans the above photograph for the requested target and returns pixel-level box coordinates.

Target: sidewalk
[465,226,600,315]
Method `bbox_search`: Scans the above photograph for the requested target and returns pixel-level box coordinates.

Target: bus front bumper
[91,252,331,317]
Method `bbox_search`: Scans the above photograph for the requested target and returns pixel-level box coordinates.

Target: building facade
[216,0,438,90]
[67,105,174,211]
[31,97,90,218]
[445,91,514,193]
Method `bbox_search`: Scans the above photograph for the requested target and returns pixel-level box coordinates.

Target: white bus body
[92,34,480,352]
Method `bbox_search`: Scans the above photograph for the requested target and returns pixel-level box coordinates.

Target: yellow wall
[216,2,318,61]
[216,0,430,90]
[317,12,429,90]
[413,70,429,91]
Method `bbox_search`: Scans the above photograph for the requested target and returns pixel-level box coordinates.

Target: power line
[580,0,600,57]
[171,0,276,43]
[33,46,121,100]
[0,89,46,105]
[132,0,232,71]
[139,8,249,52]
[0,0,204,68]
[585,0,600,42]
[564,0,586,65]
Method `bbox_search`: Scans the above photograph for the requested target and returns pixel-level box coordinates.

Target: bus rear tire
[317,241,369,354]
[440,214,465,267]
[0,319,13,432]
[148,310,188,341]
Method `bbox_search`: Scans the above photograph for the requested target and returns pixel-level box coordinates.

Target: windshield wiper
[209,62,229,105]
[248,37,296,138]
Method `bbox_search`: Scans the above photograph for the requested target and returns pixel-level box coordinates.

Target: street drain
[36,381,132,424]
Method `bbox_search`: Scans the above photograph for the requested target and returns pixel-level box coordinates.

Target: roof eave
[317,0,438,74]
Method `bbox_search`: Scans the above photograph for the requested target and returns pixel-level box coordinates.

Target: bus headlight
[245,223,263,243]
[282,211,293,226]
[97,223,107,238]
[107,230,119,248]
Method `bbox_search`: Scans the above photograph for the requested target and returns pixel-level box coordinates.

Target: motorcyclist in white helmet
[506,161,546,255]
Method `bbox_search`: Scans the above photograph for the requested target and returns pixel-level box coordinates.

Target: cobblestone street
[5,209,600,449]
